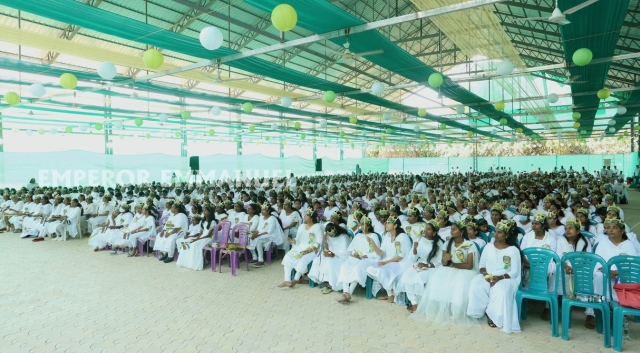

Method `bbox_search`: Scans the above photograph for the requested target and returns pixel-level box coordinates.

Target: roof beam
[41,0,103,64]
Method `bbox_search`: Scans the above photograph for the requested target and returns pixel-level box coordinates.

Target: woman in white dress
[22,196,52,239]
[19,196,41,235]
[395,219,444,312]
[278,208,323,287]
[110,203,144,250]
[557,218,595,329]
[402,207,426,242]
[546,211,565,239]
[32,196,66,242]
[9,195,36,233]
[593,218,638,302]
[154,202,189,263]
[366,215,413,302]
[88,209,119,251]
[467,219,522,333]
[245,203,260,236]
[249,202,284,268]
[322,198,339,222]
[436,210,452,241]
[520,212,558,321]
[56,198,83,240]
[122,205,157,257]
[336,215,382,303]
[414,221,479,326]
[105,203,134,255]
[176,206,216,270]
[279,200,302,253]
[87,195,114,234]
[467,221,486,248]
[308,223,351,294]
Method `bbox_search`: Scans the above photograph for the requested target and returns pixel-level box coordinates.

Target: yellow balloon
[60,73,78,90]
[516,127,523,134]
[467,131,473,137]
[4,91,20,105]
[494,101,505,111]
[143,49,164,70]
[271,4,298,32]
[573,122,580,129]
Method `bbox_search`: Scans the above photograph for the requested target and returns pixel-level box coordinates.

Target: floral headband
[519,207,530,215]
[121,203,131,210]
[193,214,202,220]
[604,217,625,228]
[491,205,504,213]
[325,226,336,235]
[466,221,478,230]
[445,201,455,209]
[467,201,476,208]
[386,215,398,224]
[564,218,581,230]
[547,211,557,219]
[576,208,590,217]
[407,207,420,216]
[607,205,620,214]
[330,210,341,220]
[135,203,144,210]
[454,220,467,230]
[427,219,440,231]
[378,208,389,216]
[360,215,373,225]
[532,212,547,223]
[437,209,448,218]
[596,203,607,209]
[604,194,614,201]
[544,195,556,203]
[496,219,515,233]
[284,199,293,206]
[174,200,182,207]
[422,204,434,214]
[353,210,364,219]
[306,208,315,216]
[262,201,271,210]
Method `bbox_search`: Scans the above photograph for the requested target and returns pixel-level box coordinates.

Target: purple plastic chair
[218,222,251,276]
[203,221,231,272]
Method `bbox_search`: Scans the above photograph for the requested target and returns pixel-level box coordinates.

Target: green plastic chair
[608,256,640,352]
[516,248,561,337]
[560,252,611,348]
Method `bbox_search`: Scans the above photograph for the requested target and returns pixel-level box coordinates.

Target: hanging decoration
[175,131,182,138]
[65,126,73,133]
[516,127,523,134]
[319,119,327,128]
[181,111,191,120]
[300,134,306,140]
[572,48,593,66]
[439,123,446,130]
[547,93,559,103]
[209,129,215,136]
[113,121,124,129]
[494,101,505,111]
[94,123,103,131]
[349,116,358,124]
[134,118,143,126]
[60,73,78,89]
[281,96,292,108]
[572,112,581,120]
[608,119,616,126]
[97,62,117,80]
[499,118,507,126]
[428,73,443,88]
[3,91,20,105]
[294,122,302,130]
[617,106,627,115]
[340,130,346,137]
[158,113,168,123]
[382,112,391,121]
[146,133,152,139]
[29,83,46,98]
[370,81,385,95]
[143,49,164,70]
[249,125,256,132]
[496,60,515,76]
[385,127,392,134]
[597,88,610,100]
[242,102,253,113]
[271,4,298,32]
[199,26,224,50]
[417,108,427,117]
[324,90,336,103]
[271,123,278,130]
[467,131,473,137]
[469,121,477,128]
[210,106,222,116]
[455,105,465,114]
[413,126,420,132]
[573,122,580,128]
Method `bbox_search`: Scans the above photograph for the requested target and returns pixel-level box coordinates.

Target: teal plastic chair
[366,233,384,299]
[516,248,561,337]
[593,242,599,253]
[517,227,526,237]
[291,261,315,288]
[473,242,483,256]
[609,256,640,352]
[487,224,496,232]
[507,206,517,213]
[560,252,611,348]
[590,219,598,226]
[479,231,489,243]
[581,230,596,239]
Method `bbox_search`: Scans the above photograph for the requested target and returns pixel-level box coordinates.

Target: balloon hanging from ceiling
[271,4,298,32]
[29,83,46,98]
[60,73,78,90]
[97,62,117,80]
[280,96,292,108]
[370,81,385,95]
[3,91,20,105]
[242,102,253,113]
[210,107,221,116]
[547,93,559,103]
[496,60,515,76]
[199,26,224,50]
[323,90,336,103]
[143,49,164,70]
[572,48,593,66]
[428,73,443,88]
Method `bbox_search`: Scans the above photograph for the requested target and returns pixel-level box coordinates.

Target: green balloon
[265,136,270,141]
[572,48,593,66]
[175,131,181,138]
[439,123,446,130]
[209,129,215,136]
[418,108,427,117]
[428,73,443,88]
[181,111,191,120]
[145,133,151,139]
[499,118,507,126]
[134,118,143,126]
[340,130,346,137]
[38,128,45,135]
[249,125,256,132]
[94,123,103,131]
[65,126,73,133]
[294,122,301,130]
[242,102,253,113]
[300,134,306,140]
[323,90,336,103]
[385,127,392,134]
[572,112,581,120]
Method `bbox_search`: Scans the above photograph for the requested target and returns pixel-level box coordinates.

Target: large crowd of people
[1,166,637,335]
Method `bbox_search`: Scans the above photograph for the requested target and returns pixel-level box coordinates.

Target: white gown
[366,232,413,295]
[88,216,117,248]
[104,213,134,246]
[414,239,479,326]
[402,222,426,242]
[594,237,638,301]
[153,213,189,257]
[520,231,558,291]
[556,236,591,295]
[467,244,522,334]
[87,202,114,232]
[177,221,215,271]
[337,232,382,288]
[394,237,444,305]
[308,234,351,290]
[114,215,156,248]
[281,223,324,274]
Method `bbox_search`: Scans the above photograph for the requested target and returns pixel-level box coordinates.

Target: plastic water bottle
[623,317,630,341]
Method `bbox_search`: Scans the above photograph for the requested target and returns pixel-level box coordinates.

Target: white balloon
[361,131,367,137]
[617,106,627,115]
[608,119,616,126]
[79,124,89,132]
[496,60,515,76]
[547,93,559,103]
[210,107,221,116]
[158,113,168,122]
[29,83,46,97]
[455,105,465,114]
[382,112,391,121]
[319,119,327,128]
[199,26,224,51]
[470,121,477,128]
[271,123,278,130]
[26,130,34,136]
[609,127,616,133]
[413,126,420,132]
[49,128,57,135]
[280,96,292,108]
[113,121,123,129]
[556,132,562,139]
[371,81,385,95]
[491,128,498,135]
[97,62,117,80]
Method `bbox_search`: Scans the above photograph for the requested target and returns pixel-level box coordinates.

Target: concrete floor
[2,190,640,353]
